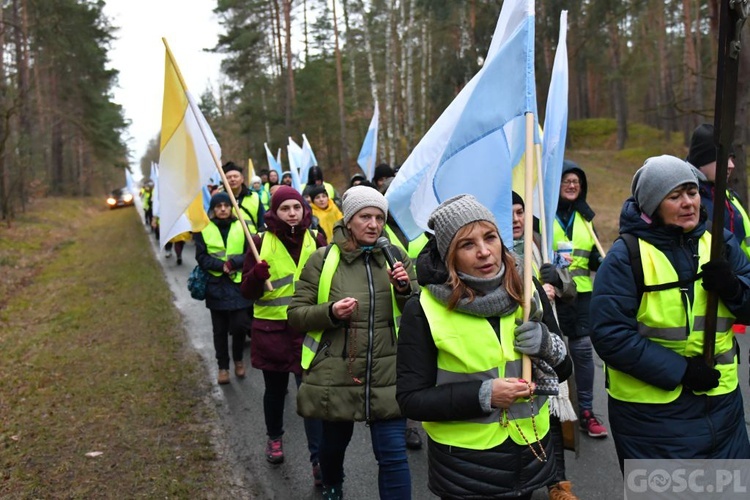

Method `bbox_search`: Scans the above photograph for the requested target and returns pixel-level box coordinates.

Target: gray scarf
[426,260,520,318]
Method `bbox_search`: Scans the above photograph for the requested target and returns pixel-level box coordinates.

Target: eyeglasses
[562,179,580,186]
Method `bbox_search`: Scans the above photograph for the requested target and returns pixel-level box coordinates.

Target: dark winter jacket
[240,199,327,374]
[194,217,252,311]
[288,221,417,422]
[395,239,563,498]
[591,197,750,463]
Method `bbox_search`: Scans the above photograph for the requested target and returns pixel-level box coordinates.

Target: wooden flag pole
[162,38,271,291]
[522,112,535,382]
[534,143,549,265]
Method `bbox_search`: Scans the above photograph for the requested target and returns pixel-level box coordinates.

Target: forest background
[0,0,748,223]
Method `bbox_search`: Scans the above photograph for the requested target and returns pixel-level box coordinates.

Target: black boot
[322,483,343,500]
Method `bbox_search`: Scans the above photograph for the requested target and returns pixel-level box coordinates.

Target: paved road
[141,208,750,499]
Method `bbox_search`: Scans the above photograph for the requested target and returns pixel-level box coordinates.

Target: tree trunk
[385,0,396,165]
[419,21,428,137]
[271,0,284,79]
[358,0,383,165]
[50,75,64,190]
[654,4,675,141]
[14,0,30,210]
[682,0,702,140]
[0,3,7,221]
[404,0,414,151]
[283,0,295,132]
[608,21,628,149]
[729,8,750,208]
[342,0,360,136]
[303,0,309,64]
[332,0,350,179]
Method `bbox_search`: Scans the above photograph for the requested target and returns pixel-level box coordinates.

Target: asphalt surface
[139,206,750,500]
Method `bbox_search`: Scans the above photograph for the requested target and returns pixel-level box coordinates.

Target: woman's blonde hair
[444,220,523,310]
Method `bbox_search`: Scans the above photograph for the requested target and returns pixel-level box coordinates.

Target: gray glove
[513,321,549,356]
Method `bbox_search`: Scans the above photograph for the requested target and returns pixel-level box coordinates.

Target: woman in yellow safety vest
[591,155,750,472]
[240,186,327,482]
[288,185,416,500]
[194,192,252,385]
[396,195,568,500]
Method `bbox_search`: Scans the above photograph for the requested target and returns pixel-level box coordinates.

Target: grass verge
[0,200,240,498]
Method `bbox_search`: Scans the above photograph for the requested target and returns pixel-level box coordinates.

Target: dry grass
[0,200,242,498]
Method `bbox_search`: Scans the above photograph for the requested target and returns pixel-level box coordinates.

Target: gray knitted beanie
[428,194,497,259]
[631,155,698,217]
[342,185,389,224]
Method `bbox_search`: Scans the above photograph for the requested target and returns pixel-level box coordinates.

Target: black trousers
[209,308,249,369]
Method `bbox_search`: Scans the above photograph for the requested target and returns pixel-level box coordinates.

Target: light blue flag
[265,142,283,177]
[357,102,379,180]
[276,148,282,168]
[288,137,305,185]
[150,162,160,217]
[541,10,569,262]
[302,134,318,171]
[125,168,136,195]
[386,0,537,243]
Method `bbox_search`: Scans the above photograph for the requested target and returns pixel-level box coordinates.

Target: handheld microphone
[375,237,407,288]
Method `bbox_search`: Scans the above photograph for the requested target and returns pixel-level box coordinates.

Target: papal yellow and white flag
[158,38,221,249]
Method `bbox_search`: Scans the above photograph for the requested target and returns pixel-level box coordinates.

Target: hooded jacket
[288,220,417,422]
[689,164,750,255]
[591,197,750,461]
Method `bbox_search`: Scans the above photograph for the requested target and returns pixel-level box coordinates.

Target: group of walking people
[184,122,750,499]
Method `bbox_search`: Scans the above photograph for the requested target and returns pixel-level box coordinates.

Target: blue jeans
[569,335,594,412]
[261,371,321,463]
[320,418,411,499]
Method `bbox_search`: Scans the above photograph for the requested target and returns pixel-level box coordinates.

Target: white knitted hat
[342,185,389,224]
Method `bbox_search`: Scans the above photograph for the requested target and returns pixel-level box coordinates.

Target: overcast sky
[103,0,223,174]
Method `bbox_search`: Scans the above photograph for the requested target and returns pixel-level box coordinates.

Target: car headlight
[107,197,116,205]
[123,194,133,202]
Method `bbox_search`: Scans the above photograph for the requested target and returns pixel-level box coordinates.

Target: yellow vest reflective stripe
[234,192,260,234]
[553,213,596,292]
[254,231,317,320]
[259,189,270,212]
[727,194,750,260]
[419,289,549,450]
[384,226,429,262]
[201,221,245,283]
[300,245,401,369]
[606,233,738,403]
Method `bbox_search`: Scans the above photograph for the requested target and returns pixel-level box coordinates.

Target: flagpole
[534,143,549,264]
[162,38,271,291]
[522,112,534,382]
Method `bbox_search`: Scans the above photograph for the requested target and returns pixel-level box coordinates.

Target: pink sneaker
[265,438,284,464]
[580,410,608,438]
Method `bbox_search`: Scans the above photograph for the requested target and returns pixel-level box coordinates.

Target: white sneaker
[165,251,172,258]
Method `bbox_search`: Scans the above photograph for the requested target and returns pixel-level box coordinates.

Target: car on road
[106,187,134,209]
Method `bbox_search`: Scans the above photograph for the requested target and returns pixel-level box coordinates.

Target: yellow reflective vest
[553,212,596,292]
[606,233,738,403]
[384,225,429,262]
[300,245,401,369]
[254,231,317,321]
[201,220,245,283]
[727,194,750,260]
[419,288,549,450]
[234,191,260,233]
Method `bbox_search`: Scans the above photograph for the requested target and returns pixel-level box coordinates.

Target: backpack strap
[620,233,702,305]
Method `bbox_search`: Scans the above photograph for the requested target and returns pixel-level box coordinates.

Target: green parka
[288,220,417,422]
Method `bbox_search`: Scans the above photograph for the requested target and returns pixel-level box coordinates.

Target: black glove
[539,263,562,287]
[701,259,741,300]
[681,356,720,392]
[589,247,603,272]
